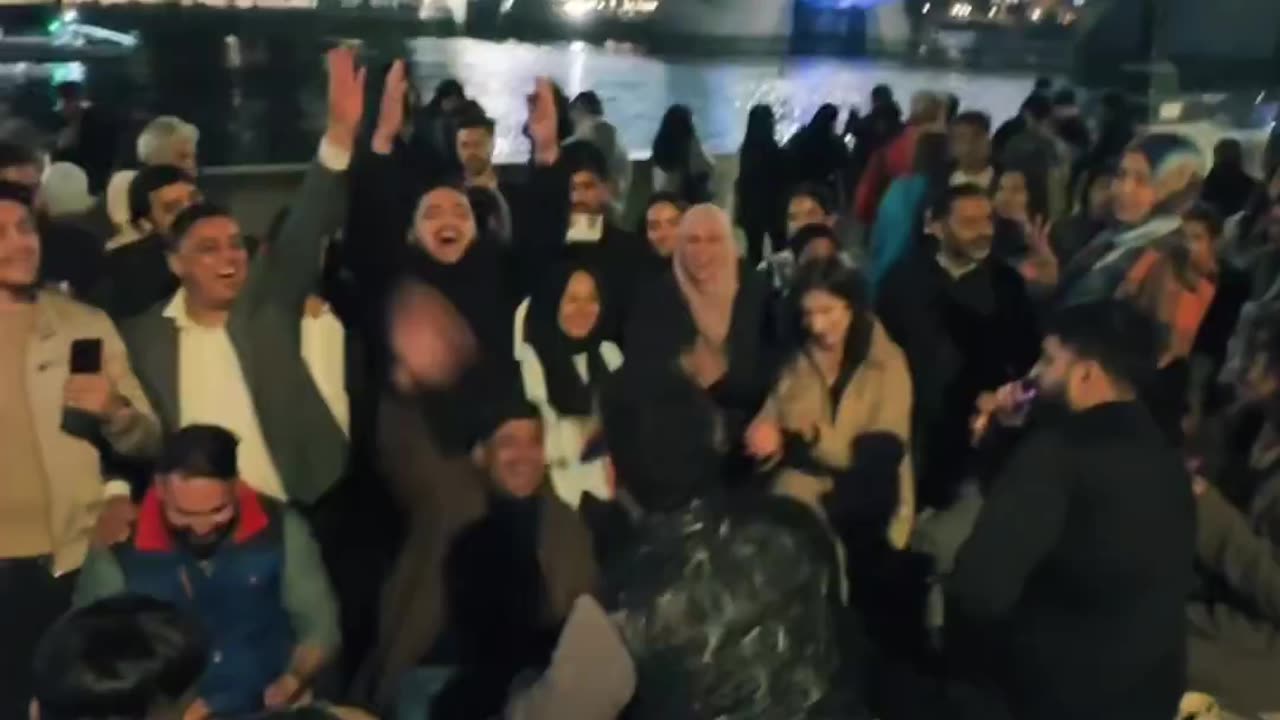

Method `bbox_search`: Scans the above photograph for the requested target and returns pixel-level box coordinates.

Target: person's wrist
[371,131,395,155]
[324,126,356,154]
[533,142,559,166]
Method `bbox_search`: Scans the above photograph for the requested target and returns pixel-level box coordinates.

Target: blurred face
[937,195,994,263]
[0,200,39,294]
[456,126,494,179]
[800,236,838,265]
[1237,349,1280,407]
[486,418,546,499]
[1112,151,1157,225]
[415,188,477,265]
[993,171,1030,221]
[162,139,198,177]
[570,171,608,215]
[168,215,249,310]
[950,122,990,171]
[159,476,236,559]
[678,215,731,284]
[802,288,852,352]
[389,285,476,390]
[0,163,41,190]
[787,195,833,238]
[558,270,601,340]
[645,201,682,258]
[1086,175,1112,220]
[1182,219,1218,276]
[149,181,202,236]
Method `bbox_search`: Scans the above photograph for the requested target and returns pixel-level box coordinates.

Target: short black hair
[645,191,687,215]
[129,164,197,223]
[871,84,894,106]
[1183,202,1224,239]
[570,90,604,117]
[0,140,38,174]
[0,179,35,209]
[1046,301,1161,390]
[456,106,496,134]
[168,202,234,251]
[788,222,840,258]
[32,595,208,720]
[562,140,610,182]
[946,93,960,122]
[1051,88,1077,107]
[1022,93,1053,122]
[929,183,990,221]
[788,182,837,215]
[1034,76,1054,92]
[953,110,991,135]
[158,424,239,480]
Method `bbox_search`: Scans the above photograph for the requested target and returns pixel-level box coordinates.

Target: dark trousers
[0,557,77,717]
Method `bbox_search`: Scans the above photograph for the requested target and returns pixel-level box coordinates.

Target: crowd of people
[5,45,1280,720]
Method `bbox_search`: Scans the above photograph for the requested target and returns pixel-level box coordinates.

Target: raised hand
[372,59,408,155]
[325,45,367,152]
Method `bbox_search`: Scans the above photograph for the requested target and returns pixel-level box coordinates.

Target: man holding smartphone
[0,179,162,718]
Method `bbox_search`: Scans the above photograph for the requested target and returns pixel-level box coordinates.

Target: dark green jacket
[120,158,349,503]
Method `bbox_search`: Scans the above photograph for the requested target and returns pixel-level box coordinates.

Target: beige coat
[757,318,915,548]
[26,290,161,575]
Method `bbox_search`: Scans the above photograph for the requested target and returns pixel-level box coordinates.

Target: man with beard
[876,184,1040,511]
[948,301,1196,720]
[455,109,513,246]
[73,424,340,719]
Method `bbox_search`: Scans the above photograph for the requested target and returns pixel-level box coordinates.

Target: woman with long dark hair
[736,104,786,266]
[746,258,915,550]
[651,104,714,204]
[785,103,849,190]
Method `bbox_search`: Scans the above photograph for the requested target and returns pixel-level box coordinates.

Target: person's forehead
[790,195,821,210]
[424,187,468,207]
[494,418,542,441]
[571,170,603,185]
[185,215,239,239]
[153,181,197,198]
[166,477,233,507]
[0,199,32,223]
[952,196,992,216]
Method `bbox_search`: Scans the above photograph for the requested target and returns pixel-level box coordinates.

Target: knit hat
[40,162,94,217]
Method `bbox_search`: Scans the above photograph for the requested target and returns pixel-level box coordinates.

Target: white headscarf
[673,203,739,345]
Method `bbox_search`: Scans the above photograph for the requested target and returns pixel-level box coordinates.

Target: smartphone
[69,338,102,374]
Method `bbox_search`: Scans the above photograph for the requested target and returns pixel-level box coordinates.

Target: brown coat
[757,318,915,548]
[355,390,599,706]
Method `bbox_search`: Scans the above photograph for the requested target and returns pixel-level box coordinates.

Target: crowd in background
[5,44,1280,720]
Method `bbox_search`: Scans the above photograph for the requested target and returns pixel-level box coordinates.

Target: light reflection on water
[405,36,1033,162]
[1,36,1035,165]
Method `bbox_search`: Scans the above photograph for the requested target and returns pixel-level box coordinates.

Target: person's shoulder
[37,287,115,332]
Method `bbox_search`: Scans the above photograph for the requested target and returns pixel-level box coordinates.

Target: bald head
[679,203,733,242]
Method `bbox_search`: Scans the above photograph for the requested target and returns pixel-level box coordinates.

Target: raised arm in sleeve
[249,138,352,311]
[946,429,1069,621]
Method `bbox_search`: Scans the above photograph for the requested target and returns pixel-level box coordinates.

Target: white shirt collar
[162,288,203,331]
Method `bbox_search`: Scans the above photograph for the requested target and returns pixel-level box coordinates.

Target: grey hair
[136,116,199,166]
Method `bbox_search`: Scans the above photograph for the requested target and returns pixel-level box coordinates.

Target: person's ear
[166,250,182,279]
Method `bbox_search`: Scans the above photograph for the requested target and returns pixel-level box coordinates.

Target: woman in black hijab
[516,262,627,560]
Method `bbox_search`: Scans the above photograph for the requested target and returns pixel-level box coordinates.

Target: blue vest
[113,501,295,716]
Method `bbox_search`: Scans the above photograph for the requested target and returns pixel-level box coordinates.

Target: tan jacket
[758,319,916,548]
[26,290,161,575]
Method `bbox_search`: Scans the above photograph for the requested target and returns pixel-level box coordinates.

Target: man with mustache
[73,424,339,719]
[876,184,1041,512]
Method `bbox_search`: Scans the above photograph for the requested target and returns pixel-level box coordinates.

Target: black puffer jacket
[606,494,866,720]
